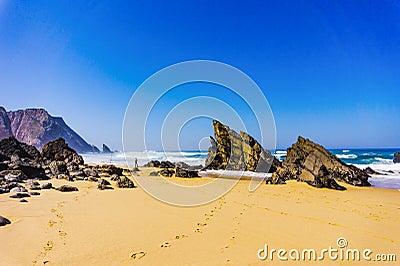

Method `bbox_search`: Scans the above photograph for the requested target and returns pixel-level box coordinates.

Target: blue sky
[1,0,399,150]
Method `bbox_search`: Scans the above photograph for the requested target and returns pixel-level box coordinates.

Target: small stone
[20,199,28,203]
[0,216,11,226]
[56,185,78,192]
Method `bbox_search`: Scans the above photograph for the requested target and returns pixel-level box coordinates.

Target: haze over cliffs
[0,107,99,154]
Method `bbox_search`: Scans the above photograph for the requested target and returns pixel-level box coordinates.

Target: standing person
[134,158,138,168]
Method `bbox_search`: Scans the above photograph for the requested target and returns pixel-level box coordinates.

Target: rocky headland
[0,107,99,153]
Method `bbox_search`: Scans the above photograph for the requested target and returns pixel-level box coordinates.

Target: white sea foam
[342,149,350,153]
[336,154,358,159]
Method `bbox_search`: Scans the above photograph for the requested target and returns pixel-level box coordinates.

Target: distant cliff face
[0,107,99,154]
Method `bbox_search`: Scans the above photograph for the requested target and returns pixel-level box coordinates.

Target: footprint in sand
[50,208,56,213]
[58,230,67,237]
[131,251,146,260]
[56,213,64,220]
[48,220,57,227]
[195,228,202,233]
[175,234,188,239]
[161,242,171,248]
[44,241,54,251]
[197,222,207,226]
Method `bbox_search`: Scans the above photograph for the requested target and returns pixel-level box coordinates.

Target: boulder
[116,176,135,188]
[143,160,161,167]
[364,167,381,175]
[149,171,159,176]
[0,216,11,226]
[394,152,400,164]
[0,137,42,163]
[271,137,370,190]
[40,183,53,190]
[41,138,84,165]
[160,161,175,168]
[204,120,280,173]
[97,164,123,176]
[0,137,46,179]
[9,192,31,198]
[97,179,113,190]
[49,161,68,175]
[83,168,98,177]
[159,168,175,177]
[175,167,199,178]
[56,185,78,192]
[0,170,27,181]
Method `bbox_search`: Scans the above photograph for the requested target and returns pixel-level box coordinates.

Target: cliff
[0,107,99,154]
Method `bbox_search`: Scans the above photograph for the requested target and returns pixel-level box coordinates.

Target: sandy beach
[1,167,399,265]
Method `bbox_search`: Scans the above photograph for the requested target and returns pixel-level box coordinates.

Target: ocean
[82,149,400,190]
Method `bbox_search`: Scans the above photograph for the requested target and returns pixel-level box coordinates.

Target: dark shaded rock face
[0,137,45,179]
[271,137,371,190]
[394,152,400,164]
[0,215,11,226]
[143,160,161,167]
[102,144,113,153]
[0,107,13,140]
[175,167,199,178]
[204,120,280,173]
[0,107,99,153]
[41,138,84,166]
[0,137,42,163]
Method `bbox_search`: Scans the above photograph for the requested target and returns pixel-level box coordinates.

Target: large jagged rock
[394,152,400,164]
[0,137,42,163]
[204,120,280,173]
[271,137,371,190]
[0,106,99,153]
[0,137,45,179]
[41,138,84,165]
[102,144,113,153]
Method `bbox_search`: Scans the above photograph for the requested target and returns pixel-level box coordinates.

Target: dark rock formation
[271,137,371,190]
[41,138,84,166]
[0,137,45,179]
[204,120,280,173]
[116,176,135,188]
[56,185,78,192]
[175,167,199,178]
[159,168,175,177]
[0,216,11,227]
[96,164,123,176]
[364,167,381,175]
[143,160,161,167]
[160,161,175,168]
[102,144,113,153]
[394,152,400,164]
[0,107,99,153]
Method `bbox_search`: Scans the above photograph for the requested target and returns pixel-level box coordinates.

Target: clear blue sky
[1,0,399,150]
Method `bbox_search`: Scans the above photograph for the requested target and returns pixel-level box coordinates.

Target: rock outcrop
[0,137,45,179]
[271,137,371,190]
[0,215,11,227]
[394,152,400,164]
[0,107,13,140]
[204,120,280,173]
[41,138,84,166]
[102,144,113,153]
[0,107,99,153]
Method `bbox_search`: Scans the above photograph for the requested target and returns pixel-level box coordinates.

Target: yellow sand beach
[0,168,399,265]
